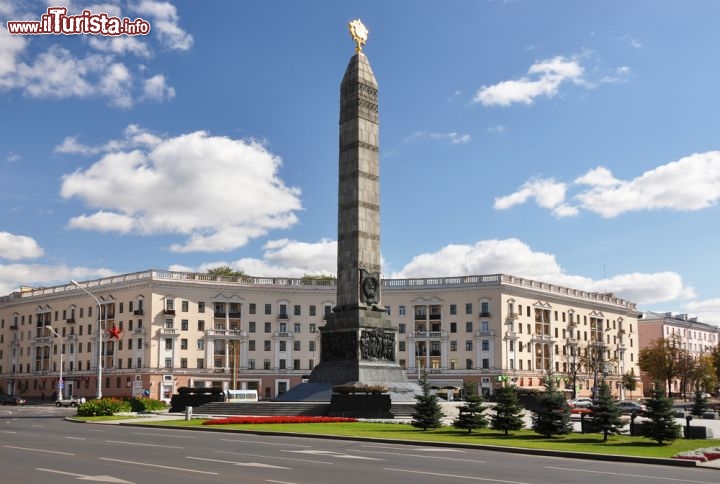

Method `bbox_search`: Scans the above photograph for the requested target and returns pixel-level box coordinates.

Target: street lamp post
[45,325,63,400]
[71,280,103,399]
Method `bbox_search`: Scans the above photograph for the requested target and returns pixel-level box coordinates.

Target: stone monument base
[328,393,393,418]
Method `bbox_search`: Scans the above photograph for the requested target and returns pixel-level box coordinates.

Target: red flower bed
[202,416,358,425]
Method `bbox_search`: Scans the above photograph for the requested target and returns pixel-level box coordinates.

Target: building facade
[0,270,642,402]
[638,311,720,396]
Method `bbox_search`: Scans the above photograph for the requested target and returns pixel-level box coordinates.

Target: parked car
[616,400,646,414]
[55,396,80,407]
[1,394,27,406]
[569,397,594,408]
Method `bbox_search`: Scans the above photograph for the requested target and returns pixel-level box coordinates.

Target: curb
[115,420,699,468]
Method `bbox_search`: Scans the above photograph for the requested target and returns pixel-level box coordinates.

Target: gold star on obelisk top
[348,19,368,53]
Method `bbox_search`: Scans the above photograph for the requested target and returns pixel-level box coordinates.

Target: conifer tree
[454,381,488,433]
[532,374,573,437]
[590,380,623,441]
[411,371,443,430]
[690,389,709,417]
[642,383,681,445]
[490,382,525,436]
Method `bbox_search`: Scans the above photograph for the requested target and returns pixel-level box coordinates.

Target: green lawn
[136,419,720,459]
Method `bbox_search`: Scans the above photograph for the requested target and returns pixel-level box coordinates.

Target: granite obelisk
[308,20,410,391]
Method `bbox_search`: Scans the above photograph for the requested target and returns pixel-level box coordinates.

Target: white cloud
[87,36,151,58]
[55,125,162,155]
[60,128,302,253]
[404,131,471,144]
[494,178,578,217]
[474,56,584,106]
[390,238,693,305]
[0,263,114,295]
[0,232,44,260]
[684,299,720,326]
[132,0,193,50]
[487,125,506,134]
[171,239,337,277]
[142,74,175,101]
[495,151,720,218]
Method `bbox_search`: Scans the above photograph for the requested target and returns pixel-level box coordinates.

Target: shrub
[203,416,357,425]
[77,397,132,416]
[128,397,166,413]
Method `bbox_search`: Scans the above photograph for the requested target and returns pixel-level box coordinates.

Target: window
[248,359,255,369]
[249,340,256,351]
[398,323,406,334]
[181,320,189,331]
[119,302,124,314]
[264,304,271,315]
[466,321,473,332]
[309,323,317,333]
[480,301,490,316]
[264,341,271,351]
[279,304,287,316]
[263,360,271,370]
[450,304,457,315]
[481,340,489,351]
[249,303,256,314]
[482,358,489,369]
[309,305,316,316]
[466,359,473,370]
[450,322,457,333]
[127,340,132,350]
[181,339,188,350]
[294,305,301,316]
[309,341,316,352]
[294,323,301,333]
[465,303,472,315]
[181,300,188,312]
[293,359,300,370]
[385,306,391,315]
[293,340,301,351]
[198,320,205,331]
[398,341,406,352]
[249,321,256,333]
[180,358,187,368]
[324,305,332,316]
[166,299,175,311]
[198,302,205,313]
[165,338,173,350]
[279,341,287,352]
[164,319,174,329]
[466,340,473,351]
[264,322,271,333]
[164,358,172,368]
[399,305,406,316]
[450,341,457,351]
[279,359,286,370]
[197,340,204,350]
[197,358,204,369]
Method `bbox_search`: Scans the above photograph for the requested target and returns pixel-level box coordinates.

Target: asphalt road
[1,405,718,484]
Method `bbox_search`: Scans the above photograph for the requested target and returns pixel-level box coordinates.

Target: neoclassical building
[0,270,642,402]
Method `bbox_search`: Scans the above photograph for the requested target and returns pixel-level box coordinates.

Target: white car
[569,397,594,408]
[55,396,80,407]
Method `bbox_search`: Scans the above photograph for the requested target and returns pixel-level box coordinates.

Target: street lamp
[45,325,63,400]
[71,279,103,399]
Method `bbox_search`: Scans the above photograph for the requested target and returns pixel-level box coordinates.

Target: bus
[226,389,259,403]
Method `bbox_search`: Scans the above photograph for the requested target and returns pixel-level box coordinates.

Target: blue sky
[1,1,719,324]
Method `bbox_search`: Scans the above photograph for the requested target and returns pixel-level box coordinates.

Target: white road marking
[285,449,382,460]
[356,449,484,463]
[1,430,17,434]
[100,457,218,475]
[65,436,86,440]
[105,440,183,449]
[188,456,290,469]
[131,432,196,439]
[36,468,133,483]
[545,466,719,484]
[385,468,529,483]
[4,445,74,455]
[266,480,297,484]
[217,450,333,465]
[219,438,311,447]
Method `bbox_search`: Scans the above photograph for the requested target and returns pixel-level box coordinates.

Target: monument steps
[187,400,416,418]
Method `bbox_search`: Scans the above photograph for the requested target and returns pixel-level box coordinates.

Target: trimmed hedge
[77,397,166,416]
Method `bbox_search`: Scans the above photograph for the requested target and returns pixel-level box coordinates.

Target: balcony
[475,330,495,337]
[531,334,553,343]
[66,318,76,324]
[567,337,578,346]
[275,331,291,338]
[163,309,176,316]
[479,312,491,318]
[429,314,441,320]
[134,328,144,335]
[412,330,446,339]
[277,313,289,321]
[159,327,179,336]
[228,312,242,319]
[10,325,18,330]
[504,331,518,339]
[67,334,77,341]
[133,309,144,316]
[506,312,519,321]
[206,329,246,338]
